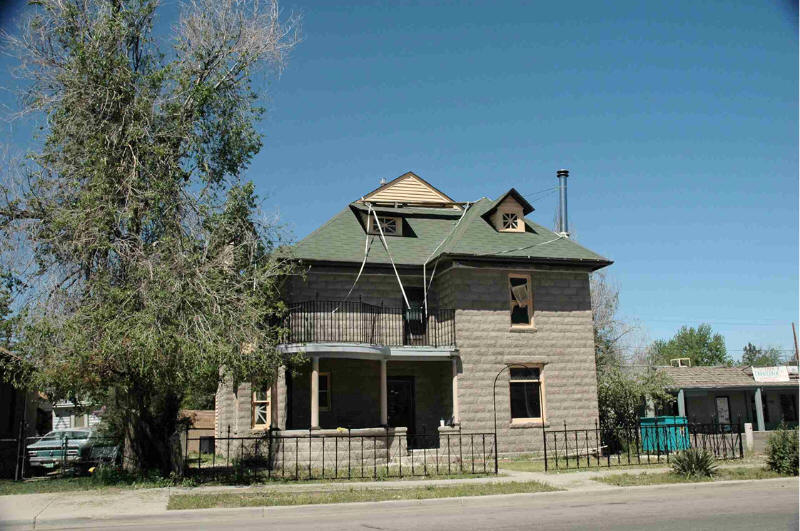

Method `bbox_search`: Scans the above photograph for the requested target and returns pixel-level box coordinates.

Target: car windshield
[39,431,62,441]
[67,431,90,440]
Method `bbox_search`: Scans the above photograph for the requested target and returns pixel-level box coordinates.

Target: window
[508,273,533,327]
[501,212,519,230]
[73,414,87,428]
[509,367,544,422]
[319,373,331,411]
[368,216,401,236]
[251,388,271,429]
[780,394,797,422]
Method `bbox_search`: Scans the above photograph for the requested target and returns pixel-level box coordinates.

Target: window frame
[508,365,546,425]
[508,273,534,328]
[368,215,402,236]
[319,372,331,412]
[251,388,271,430]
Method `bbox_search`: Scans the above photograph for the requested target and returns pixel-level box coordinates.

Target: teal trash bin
[640,416,690,453]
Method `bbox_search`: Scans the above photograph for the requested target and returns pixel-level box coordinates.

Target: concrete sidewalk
[0,462,770,530]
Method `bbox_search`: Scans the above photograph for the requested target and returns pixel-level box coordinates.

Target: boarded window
[509,274,533,326]
[509,367,543,420]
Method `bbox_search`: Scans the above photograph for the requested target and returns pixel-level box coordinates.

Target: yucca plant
[671,448,718,478]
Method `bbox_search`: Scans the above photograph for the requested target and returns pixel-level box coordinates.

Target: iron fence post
[542,423,548,472]
[14,419,23,481]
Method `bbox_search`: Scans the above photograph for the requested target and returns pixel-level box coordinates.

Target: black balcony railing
[284,301,456,347]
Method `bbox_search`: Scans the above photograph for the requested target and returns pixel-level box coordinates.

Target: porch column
[677,389,686,418]
[451,357,460,425]
[380,359,388,426]
[310,356,320,429]
[270,376,279,429]
[754,387,765,431]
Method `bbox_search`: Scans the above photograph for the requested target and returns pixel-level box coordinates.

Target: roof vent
[379,177,387,185]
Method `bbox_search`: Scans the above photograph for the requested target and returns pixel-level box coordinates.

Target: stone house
[216,171,612,455]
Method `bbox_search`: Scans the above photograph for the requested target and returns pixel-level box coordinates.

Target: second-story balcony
[283,300,456,348]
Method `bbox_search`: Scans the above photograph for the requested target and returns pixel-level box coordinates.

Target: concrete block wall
[217,265,600,457]
[437,266,599,456]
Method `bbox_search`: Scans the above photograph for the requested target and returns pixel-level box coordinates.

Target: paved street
[44,478,797,531]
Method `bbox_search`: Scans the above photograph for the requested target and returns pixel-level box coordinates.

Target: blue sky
[1,0,797,358]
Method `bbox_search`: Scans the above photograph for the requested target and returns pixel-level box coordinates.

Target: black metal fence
[183,428,495,482]
[285,300,456,347]
[542,419,744,471]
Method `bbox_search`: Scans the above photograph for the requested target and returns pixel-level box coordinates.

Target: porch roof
[658,366,799,390]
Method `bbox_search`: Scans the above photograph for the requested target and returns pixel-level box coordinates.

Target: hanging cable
[332,205,375,314]
[422,203,471,313]
[371,207,411,309]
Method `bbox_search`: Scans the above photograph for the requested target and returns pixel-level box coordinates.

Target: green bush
[766,425,799,476]
[671,448,717,478]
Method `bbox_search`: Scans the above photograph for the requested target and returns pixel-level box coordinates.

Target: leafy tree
[0,0,300,474]
[591,272,635,369]
[739,343,783,367]
[596,365,674,450]
[649,324,730,367]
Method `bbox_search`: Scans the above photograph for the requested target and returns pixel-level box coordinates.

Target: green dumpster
[640,416,690,452]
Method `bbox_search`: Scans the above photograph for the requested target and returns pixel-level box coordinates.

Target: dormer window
[501,213,519,231]
[368,215,402,236]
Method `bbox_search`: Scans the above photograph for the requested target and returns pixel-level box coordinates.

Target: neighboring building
[0,383,51,439]
[52,401,102,430]
[182,409,215,454]
[216,171,612,455]
[657,365,799,431]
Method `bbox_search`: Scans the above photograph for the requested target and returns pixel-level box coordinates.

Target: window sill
[509,420,548,429]
[509,326,537,333]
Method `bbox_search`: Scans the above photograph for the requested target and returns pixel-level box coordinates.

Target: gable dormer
[483,188,534,233]
[360,171,456,207]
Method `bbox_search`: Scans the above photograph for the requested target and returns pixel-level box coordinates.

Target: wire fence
[183,427,496,482]
[542,419,744,471]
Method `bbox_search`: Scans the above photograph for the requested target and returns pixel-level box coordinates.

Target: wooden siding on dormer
[364,174,452,204]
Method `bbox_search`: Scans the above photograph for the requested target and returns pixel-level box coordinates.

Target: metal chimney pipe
[557,169,569,237]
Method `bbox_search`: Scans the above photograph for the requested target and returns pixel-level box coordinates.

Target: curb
[2,476,795,530]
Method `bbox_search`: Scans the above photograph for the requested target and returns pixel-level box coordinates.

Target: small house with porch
[658,365,799,436]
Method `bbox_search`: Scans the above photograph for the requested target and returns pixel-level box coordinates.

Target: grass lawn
[0,475,180,496]
[0,470,499,496]
[167,480,560,510]
[595,467,791,487]
[500,454,767,474]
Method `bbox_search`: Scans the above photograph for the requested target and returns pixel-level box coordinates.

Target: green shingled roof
[292,197,611,267]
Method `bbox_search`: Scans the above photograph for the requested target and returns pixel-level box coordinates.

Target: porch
[278,355,461,448]
[675,385,798,431]
[283,300,456,348]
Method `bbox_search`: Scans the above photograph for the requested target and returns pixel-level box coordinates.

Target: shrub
[766,425,799,476]
[671,448,717,477]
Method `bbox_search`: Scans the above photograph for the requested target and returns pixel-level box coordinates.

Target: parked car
[27,429,119,471]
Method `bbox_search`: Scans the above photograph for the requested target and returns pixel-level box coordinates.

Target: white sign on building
[751,366,790,383]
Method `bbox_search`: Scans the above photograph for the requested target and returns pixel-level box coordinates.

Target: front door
[715,396,731,424]
[387,377,416,446]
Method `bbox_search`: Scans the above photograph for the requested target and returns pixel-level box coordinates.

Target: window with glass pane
[319,373,331,411]
[509,274,532,326]
[509,367,542,420]
[251,388,270,429]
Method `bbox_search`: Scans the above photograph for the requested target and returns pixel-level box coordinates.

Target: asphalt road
[78,479,799,531]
